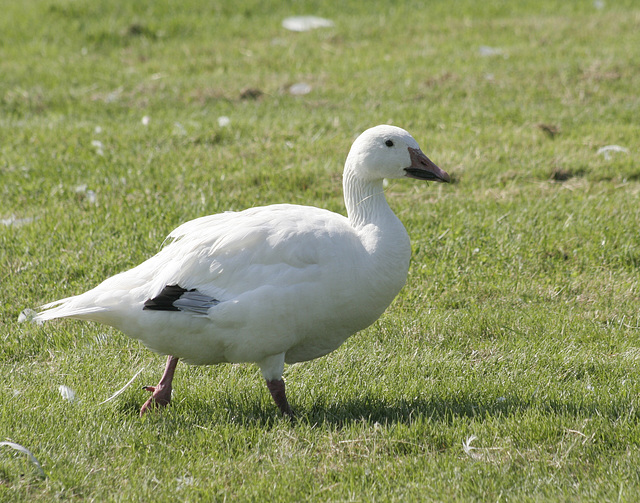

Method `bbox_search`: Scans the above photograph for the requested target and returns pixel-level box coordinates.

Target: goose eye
[385,140,394,147]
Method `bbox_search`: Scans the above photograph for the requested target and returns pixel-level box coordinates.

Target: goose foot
[140,355,179,416]
[265,378,294,418]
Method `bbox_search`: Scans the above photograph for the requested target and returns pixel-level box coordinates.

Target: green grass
[2,0,640,500]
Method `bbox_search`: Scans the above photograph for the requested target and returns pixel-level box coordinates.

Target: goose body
[31,125,449,416]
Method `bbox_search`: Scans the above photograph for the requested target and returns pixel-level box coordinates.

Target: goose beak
[405,147,450,183]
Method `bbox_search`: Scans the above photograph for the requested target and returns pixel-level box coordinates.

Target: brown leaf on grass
[537,123,560,139]
[240,88,263,100]
[550,168,573,181]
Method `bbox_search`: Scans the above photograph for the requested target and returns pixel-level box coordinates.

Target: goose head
[345,125,450,183]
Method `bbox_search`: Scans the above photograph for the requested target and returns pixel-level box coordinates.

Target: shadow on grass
[298,395,640,428]
[117,392,640,429]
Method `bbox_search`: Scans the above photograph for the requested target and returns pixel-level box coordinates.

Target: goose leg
[265,378,293,417]
[259,352,293,417]
[140,355,179,416]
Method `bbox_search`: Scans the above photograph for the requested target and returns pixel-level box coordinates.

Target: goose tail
[19,295,109,325]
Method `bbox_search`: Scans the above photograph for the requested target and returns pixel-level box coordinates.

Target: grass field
[2,0,640,500]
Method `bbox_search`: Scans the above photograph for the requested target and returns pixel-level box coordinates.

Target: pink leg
[265,379,294,417]
[140,355,179,416]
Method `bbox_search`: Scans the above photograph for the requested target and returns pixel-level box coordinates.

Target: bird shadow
[117,391,637,430]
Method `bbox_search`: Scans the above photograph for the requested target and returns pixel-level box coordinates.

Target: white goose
[30,125,449,417]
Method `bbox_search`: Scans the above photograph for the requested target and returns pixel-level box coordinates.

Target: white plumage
[30,125,449,416]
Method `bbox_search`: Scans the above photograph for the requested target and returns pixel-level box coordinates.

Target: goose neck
[342,168,389,230]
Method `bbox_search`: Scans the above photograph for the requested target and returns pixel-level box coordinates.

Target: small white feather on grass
[478,45,506,57]
[176,475,195,490]
[98,367,146,405]
[1,215,36,227]
[462,435,505,462]
[0,441,46,479]
[91,140,104,156]
[59,385,78,403]
[282,16,334,32]
[597,144,629,160]
[462,435,481,459]
[289,82,312,95]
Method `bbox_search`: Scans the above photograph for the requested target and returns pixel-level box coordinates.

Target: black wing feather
[143,285,193,311]
[143,284,219,314]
